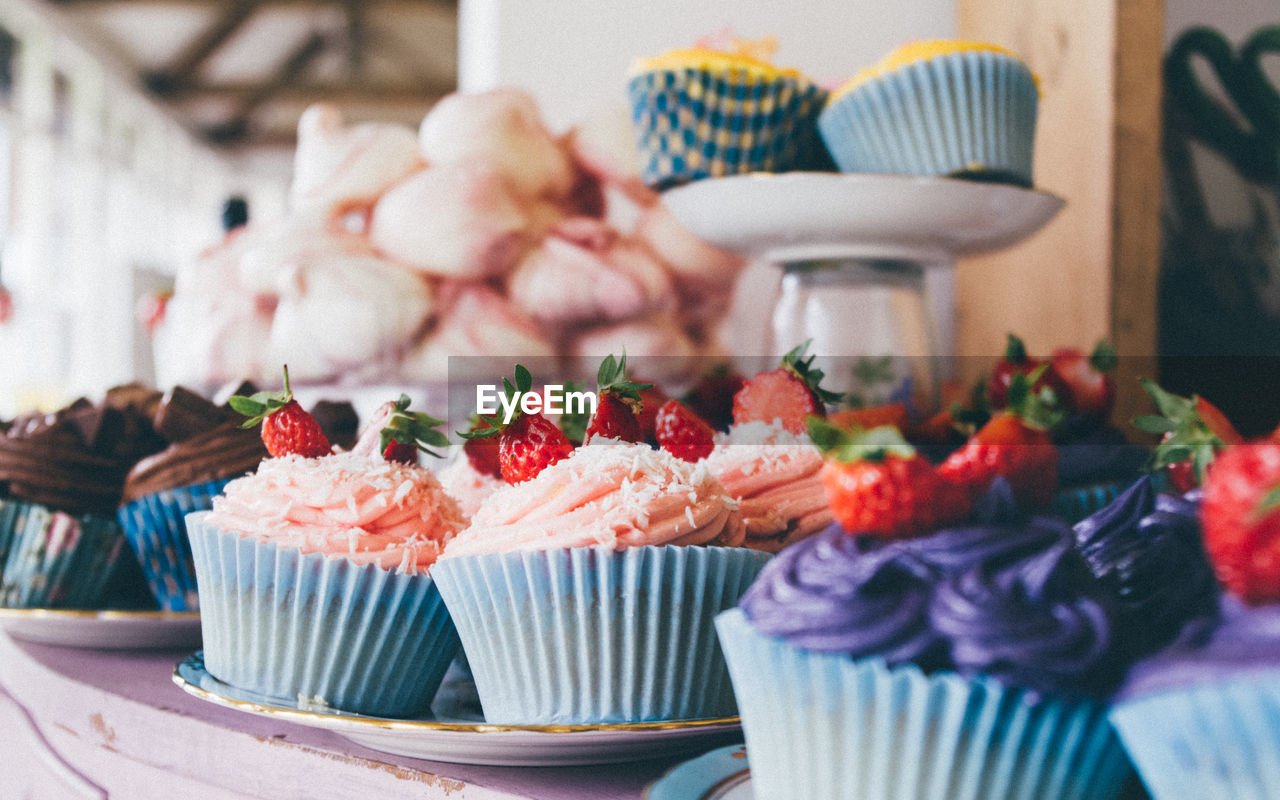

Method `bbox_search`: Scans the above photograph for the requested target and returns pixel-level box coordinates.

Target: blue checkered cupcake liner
[0,498,129,608]
[1111,672,1280,800]
[186,511,460,718]
[432,545,771,724]
[818,50,1038,186]
[628,68,829,189]
[1052,483,1126,525]
[118,478,233,612]
[717,609,1132,800]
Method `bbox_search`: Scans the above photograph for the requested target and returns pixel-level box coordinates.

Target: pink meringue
[369,162,533,279]
[398,286,555,384]
[508,218,675,324]
[442,442,744,557]
[570,313,700,383]
[290,104,422,217]
[205,452,466,575]
[703,422,833,553]
[418,88,575,200]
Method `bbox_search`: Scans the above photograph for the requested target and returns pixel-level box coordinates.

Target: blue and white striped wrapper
[431,545,771,724]
[118,478,233,611]
[0,498,129,609]
[628,68,828,189]
[1111,673,1280,800]
[186,510,459,718]
[1052,483,1125,525]
[818,50,1038,186]
[716,609,1132,800]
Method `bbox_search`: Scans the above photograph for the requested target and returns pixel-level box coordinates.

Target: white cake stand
[661,173,1065,404]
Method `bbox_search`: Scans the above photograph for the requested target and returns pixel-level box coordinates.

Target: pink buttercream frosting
[704,422,833,553]
[205,451,466,574]
[435,454,503,520]
[441,442,745,557]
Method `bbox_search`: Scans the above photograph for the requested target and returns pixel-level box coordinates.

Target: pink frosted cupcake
[187,450,466,717]
[432,441,770,723]
[705,421,833,553]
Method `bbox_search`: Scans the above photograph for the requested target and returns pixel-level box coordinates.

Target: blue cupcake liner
[1111,672,1280,800]
[628,68,828,189]
[1052,483,1125,525]
[818,50,1038,185]
[186,510,459,718]
[118,478,233,611]
[0,498,129,609]
[716,609,1131,800]
[431,545,771,724]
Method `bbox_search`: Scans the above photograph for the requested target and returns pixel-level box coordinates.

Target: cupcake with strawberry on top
[1110,423,1280,799]
[432,358,768,724]
[700,344,841,552]
[187,372,464,717]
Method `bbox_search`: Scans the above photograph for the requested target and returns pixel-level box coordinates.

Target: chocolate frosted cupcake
[118,386,267,610]
[0,388,164,608]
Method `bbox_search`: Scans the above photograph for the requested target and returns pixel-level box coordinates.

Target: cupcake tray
[645,744,753,799]
[174,652,744,767]
[660,172,1064,263]
[0,607,202,650]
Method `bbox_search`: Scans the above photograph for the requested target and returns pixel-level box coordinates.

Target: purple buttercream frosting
[1117,596,1280,701]
[1072,476,1219,661]
[740,480,1120,696]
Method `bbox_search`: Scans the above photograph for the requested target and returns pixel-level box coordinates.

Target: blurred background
[0,0,1274,427]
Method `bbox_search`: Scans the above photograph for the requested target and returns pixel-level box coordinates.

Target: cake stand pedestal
[662,173,1065,405]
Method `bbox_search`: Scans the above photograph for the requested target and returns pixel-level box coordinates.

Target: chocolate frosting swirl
[1073,476,1218,659]
[121,421,268,503]
[742,480,1120,696]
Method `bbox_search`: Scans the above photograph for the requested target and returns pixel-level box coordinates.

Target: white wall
[459,0,956,132]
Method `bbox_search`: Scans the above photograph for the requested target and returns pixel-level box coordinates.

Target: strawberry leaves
[379,394,449,460]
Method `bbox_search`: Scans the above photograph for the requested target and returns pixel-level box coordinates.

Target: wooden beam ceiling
[41,0,457,150]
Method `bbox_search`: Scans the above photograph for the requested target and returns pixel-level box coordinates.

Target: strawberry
[733,341,844,434]
[654,399,715,462]
[809,419,970,537]
[1200,440,1280,604]
[377,394,449,464]
[938,370,1062,508]
[987,333,1069,410]
[635,383,670,444]
[682,364,745,432]
[583,353,650,444]
[1133,379,1242,491]
[459,364,573,484]
[1050,340,1117,418]
[229,365,331,458]
[462,417,502,478]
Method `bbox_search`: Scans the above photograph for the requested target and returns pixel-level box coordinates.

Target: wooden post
[955,0,1164,432]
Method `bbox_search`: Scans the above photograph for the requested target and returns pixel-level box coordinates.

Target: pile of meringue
[155,89,744,390]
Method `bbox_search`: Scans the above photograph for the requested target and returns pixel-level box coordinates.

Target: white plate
[0,608,202,650]
[174,652,743,767]
[645,744,753,799]
[661,172,1065,263]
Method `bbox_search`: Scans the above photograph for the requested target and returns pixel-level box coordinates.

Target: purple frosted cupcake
[716,481,1138,800]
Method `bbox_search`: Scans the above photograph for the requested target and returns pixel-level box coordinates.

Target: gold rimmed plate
[645,744,753,800]
[0,607,202,650]
[174,651,743,766]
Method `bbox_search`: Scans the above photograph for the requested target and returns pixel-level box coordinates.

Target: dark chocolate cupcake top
[120,386,268,503]
[0,388,164,516]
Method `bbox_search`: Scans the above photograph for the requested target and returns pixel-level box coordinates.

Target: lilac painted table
[0,631,733,799]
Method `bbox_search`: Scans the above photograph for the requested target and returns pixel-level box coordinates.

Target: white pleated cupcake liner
[1111,672,1280,800]
[118,478,232,611]
[818,50,1037,185]
[628,68,829,188]
[186,511,459,718]
[431,545,771,724]
[0,498,128,608]
[716,609,1131,800]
